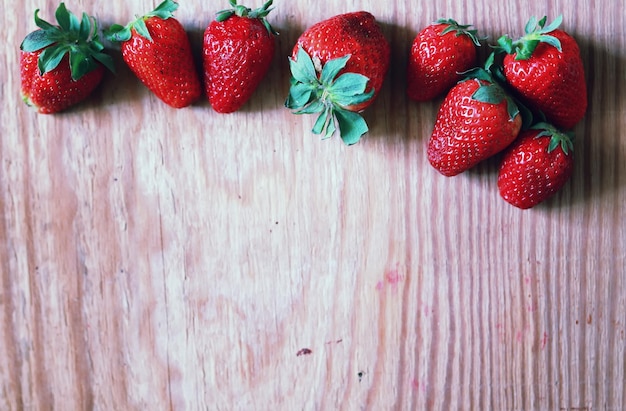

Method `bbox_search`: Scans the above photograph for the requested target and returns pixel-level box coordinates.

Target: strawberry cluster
[19,0,277,113]
[409,16,587,209]
[19,4,587,209]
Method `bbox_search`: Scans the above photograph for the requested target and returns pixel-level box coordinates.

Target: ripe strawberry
[498,123,574,209]
[19,3,115,114]
[407,19,481,102]
[203,0,277,113]
[106,0,201,108]
[427,60,523,176]
[497,15,587,130]
[285,11,391,145]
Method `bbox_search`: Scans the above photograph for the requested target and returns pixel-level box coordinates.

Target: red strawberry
[285,11,391,144]
[498,122,574,209]
[407,19,481,102]
[20,3,115,114]
[497,15,587,130]
[203,0,277,113]
[427,61,523,176]
[106,0,201,108]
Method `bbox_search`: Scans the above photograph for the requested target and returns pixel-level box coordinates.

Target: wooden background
[1,0,625,410]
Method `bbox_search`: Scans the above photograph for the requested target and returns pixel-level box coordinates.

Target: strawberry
[285,11,391,145]
[19,3,115,114]
[106,0,201,108]
[498,122,574,209]
[497,15,587,130]
[427,58,523,176]
[203,0,277,113]
[407,19,481,102]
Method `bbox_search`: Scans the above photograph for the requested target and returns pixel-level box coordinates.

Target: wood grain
[2,0,625,410]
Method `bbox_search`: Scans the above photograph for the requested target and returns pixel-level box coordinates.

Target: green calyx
[285,47,374,145]
[437,18,483,47]
[20,2,115,81]
[496,15,563,60]
[531,122,574,154]
[462,52,522,123]
[105,0,179,43]
[216,0,278,35]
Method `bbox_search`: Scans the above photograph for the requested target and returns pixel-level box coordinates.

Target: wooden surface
[2,1,625,410]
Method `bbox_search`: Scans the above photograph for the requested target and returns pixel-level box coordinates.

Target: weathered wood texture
[1,1,625,410]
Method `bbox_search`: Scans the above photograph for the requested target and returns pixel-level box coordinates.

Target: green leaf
[285,82,315,109]
[312,109,330,135]
[149,0,179,19]
[79,12,92,40]
[320,54,350,85]
[295,99,325,115]
[472,83,505,105]
[335,109,368,145]
[105,24,132,42]
[329,72,369,98]
[69,48,96,80]
[33,9,56,31]
[20,29,58,52]
[55,3,71,31]
[216,10,234,22]
[541,15,563,33]
[38,45,69,74]
[472,82,519,121]
[92,52,116,74]
[134,19,153,42]
[289,47,318,84]
[539,35,562,51]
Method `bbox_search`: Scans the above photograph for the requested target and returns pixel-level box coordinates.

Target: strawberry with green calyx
[285,11,391,145]
[203,0,277,113]
[427,55,523,176]
[20,3,115,114]
[106,0,202,108]
[407,18,482,102]
[498,122,574,209]
[496,15,587,130]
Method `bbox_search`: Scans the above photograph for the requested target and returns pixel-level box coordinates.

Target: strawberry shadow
[364,20,447,146]
[557,33,626,209]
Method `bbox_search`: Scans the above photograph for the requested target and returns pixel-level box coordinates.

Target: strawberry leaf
[320,54,350,85]
[496,15,564,60]
[216,0,278,35]
[133,19,153,41]
[38,45,68,74]
[149,0,179,19]
[286,82,315,109]
[329,72,369,98]
[472,82,520,121]
[106,0,180,43]
[34,8,57,31]
[437,18,483,47]
[20,29,59,52]
[286,48,374,144]
[531,122,574,154]
[288,47,318,84]
[23,3,115,79]
[335,109,368,145]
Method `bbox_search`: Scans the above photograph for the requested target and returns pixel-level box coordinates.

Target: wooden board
[2,0,625,410]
